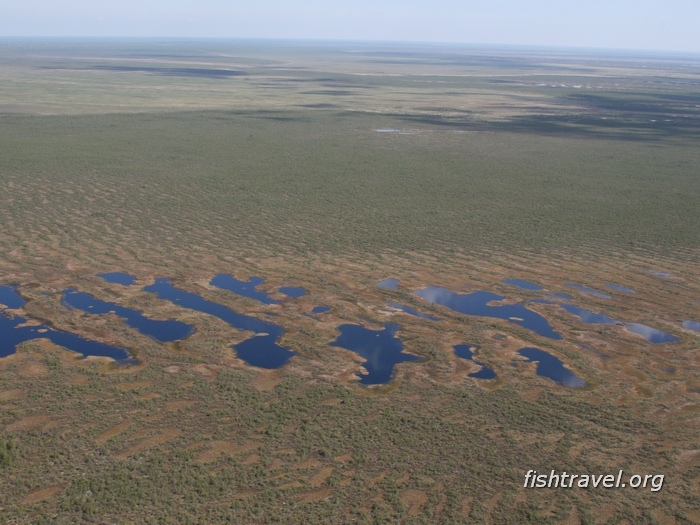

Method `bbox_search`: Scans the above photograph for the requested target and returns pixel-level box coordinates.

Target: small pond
[682,320,700,332]
[387,301,441,321]
[626,323,679,344]
[518,347,586,388]
[564,284,612,299]
[377,278,400,289]
[503,279,543,291]
[414,286,562,340]
[62,288,193,343]
[98,272,137,286]
[648,270,674,278]
[329,323,421,385]
[210,274,278,305]
[453,344,497,379]
[278,287,307,298]
[145,278,295,368]
[606,284,636,293]
[558,304,618,325]
[312,306,331,314]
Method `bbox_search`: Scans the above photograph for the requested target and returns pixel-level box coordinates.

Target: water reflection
[564,284,612,299]
[606,284,636,293]
[682,320,700,333]
[98,272,137,286]
[329,323,421,385]
[377,278,400,289]
[626,323,679,344]
[518,347,586,388]
[558,304,618,324]
[503,279,542,291]
[414,286,562,340]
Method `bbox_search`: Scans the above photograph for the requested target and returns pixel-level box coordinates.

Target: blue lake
[278,286,307,298]
[329,323,421,385]
[503,279,543,291]
[377,278,400,289]
[387,301,441,321]
[312,306,331,314]
[0,285,26,309]
[144,278,295,368]
[683,320,700,332]
[549,293,572,300]
[210,274,278,305]
[62,288,193,343]
[0,311,131,361]
[453,344,497,380]
[98,272,137,286]
[518,347,586,388]
[626,323,679,344]
[414,286,562,340]
[559,304,618,324]
[606,284,636,293]
[564,284,612,299]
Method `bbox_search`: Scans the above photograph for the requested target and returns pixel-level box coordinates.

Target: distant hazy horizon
[1,0,699,54]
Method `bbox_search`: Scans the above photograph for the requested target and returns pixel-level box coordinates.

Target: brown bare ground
[687,510,700,524]
[242,454,259,465]
[401,489,429,516]
[95,421,134,446]
[297,488,332,504]
[461,497,473,519]
[253,370,284,391]
[19,361,49,377]
[290,459,322,470]
[165,400,195,411]
[21,485,64,505]
[195,440,260,464]
[309,467,334,487]
[114,381,152,391]
[5,414,50,432]
[116,429,182,459]
[0,389,23,402]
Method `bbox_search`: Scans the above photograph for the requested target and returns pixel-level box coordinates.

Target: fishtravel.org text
[524,470,664,492]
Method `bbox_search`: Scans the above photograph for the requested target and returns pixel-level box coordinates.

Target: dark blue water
[626,323,679,344]
[564,284,612,299]
[606,284,636,293]
[559,304,618,324]
[0,311,131,360]
[312,306,331,314]
[414,286,562,340]
[62,288,193,343]
[387,301,441,321]
[278,287,307,298]
[518,347,586,388]
[210,274,278,305]
[683,320,700,332]
[329,323,421,385]
[0,286,26,309]
[453,344,497,380]
[144,278,295,368]
[503,279,543,291]
[98,272,137,285]
[377,278,400,289]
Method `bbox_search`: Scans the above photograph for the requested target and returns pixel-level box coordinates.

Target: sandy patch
[95,421,133,446]
[165,400,195,411]
[401,489,428,516]
[114,381,152,391]
[19,361,49,377]
[309,467,334,487]
[297,488,332,504]
[116,429,182,458]
[21,485,64,505]
[5,414,50,432]
[0,389,24,402]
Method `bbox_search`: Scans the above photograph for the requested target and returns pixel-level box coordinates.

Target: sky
[1,0,699,53]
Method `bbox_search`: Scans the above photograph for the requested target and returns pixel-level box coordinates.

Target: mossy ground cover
[0,40,699,523]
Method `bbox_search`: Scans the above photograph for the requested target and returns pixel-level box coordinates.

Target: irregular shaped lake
[377,278,400,289]
[564,284,612,299]
[518,347,586,388]
[62,288,193,343]
[0,285,26,309]
[329,323,421,385]
[145,278,295,368]
[503,279,543,291]
[453,344,497,379]
[98,272,137,286]
[414,286,562,340]
[626,323,679,344]
[278,287,307,298]
[559,304,618,325]
[387,301,441,321]
[210,274,278,305]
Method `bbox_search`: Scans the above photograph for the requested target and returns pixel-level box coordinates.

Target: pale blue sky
[1,0,699,53]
